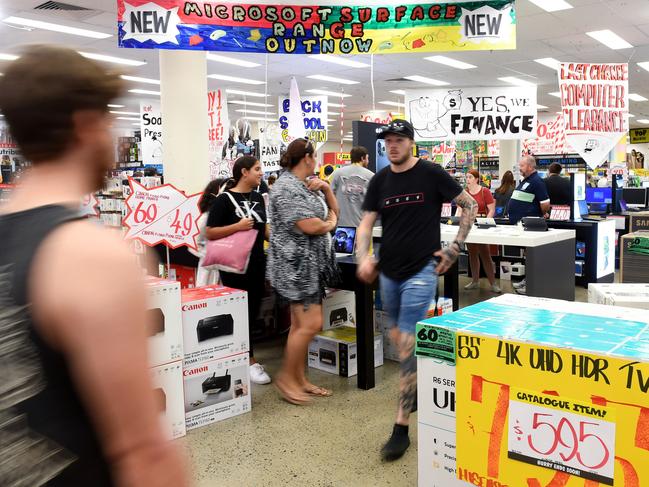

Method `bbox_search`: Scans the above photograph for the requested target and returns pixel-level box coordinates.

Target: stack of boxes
[145,277,186,440]
[181,286,251,430]
[588,283,649,310]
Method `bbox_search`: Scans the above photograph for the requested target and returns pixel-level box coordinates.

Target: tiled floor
[185,279,591,486]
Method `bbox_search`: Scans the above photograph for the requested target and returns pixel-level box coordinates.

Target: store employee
[509,155,551,224]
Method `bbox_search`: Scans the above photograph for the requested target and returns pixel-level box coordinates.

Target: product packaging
[321,289,356,330]
[181,286,249,366]
[308,326,383,377]
[589,283,649,310]
[145,277,183,367]
[150,360,186,440]
[183,352,250,431]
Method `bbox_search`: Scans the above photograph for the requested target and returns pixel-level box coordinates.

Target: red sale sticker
[123,179,202,250]
[508,388,616,485]
[80,193,99,218]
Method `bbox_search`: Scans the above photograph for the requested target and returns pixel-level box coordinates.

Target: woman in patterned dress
[267,138,339,405]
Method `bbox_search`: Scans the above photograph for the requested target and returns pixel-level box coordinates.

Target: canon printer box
[181,286,249,366]
[183,353,251,431]
[322,289,356,331]
[145,277,184,367]
[308,326,383,377]
[150,361,186,440]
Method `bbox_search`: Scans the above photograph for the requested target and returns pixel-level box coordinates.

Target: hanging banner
[123,179,202,249]
[207,89,230,180]
[405,87,537,141]
[558,63,629,169]
[117,1,517,54]
[523,113,567,155]
[140,101,164,166]
[278,95,328,144]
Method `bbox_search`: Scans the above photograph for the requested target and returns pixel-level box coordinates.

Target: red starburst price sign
[123,179,202,250]
[80,193,99,218]
[508,389,616,485]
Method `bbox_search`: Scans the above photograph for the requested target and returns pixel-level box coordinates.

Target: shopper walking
[207,156,272,385]
[267,138,339,405]
[190,179,224,287]
[544,162,572,205]
[494,170,515,215]
[356,120,477,461]
[461,169,500,293]
[330,145,374,227]
[0,46,187,487]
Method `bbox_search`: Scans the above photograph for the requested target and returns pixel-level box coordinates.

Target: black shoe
[381,424,410,461]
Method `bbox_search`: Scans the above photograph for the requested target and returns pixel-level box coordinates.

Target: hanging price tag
[549,205,570,221]
[123,179,202,250]
[441,203,452,218]
[508,388,616,485]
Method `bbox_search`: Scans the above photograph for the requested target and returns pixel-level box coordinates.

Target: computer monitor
[577,199,589,218]
[622,188,647,208]
[586,187,612,204]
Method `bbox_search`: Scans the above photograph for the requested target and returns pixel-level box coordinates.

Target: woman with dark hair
[206,157,271,385]
[267,138,339,404]
[494,170,515,214]
[190,178,225,287]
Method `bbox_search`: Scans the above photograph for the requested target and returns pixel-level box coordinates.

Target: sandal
[304,385,333,397]
[275,379,310,405]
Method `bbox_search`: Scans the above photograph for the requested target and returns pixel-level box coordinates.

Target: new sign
[117,1,517,54]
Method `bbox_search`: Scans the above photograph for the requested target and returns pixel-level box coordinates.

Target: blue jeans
[379,260,438,335]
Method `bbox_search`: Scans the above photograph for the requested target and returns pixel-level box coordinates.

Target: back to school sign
[117,1,516,54]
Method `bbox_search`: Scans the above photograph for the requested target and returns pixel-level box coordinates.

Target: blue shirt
[508,171,550,224]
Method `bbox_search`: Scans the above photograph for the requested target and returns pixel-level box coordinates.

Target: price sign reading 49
[508,389,616,485]
[123,179,202,250]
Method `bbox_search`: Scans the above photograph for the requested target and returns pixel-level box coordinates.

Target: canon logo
[183,365,208,377]
[182,302,207,311]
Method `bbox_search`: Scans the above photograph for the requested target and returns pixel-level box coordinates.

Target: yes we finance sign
[406,87,537,141]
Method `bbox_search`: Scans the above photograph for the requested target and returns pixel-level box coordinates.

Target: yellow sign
[456,333,649,487]
[630,128,649,144]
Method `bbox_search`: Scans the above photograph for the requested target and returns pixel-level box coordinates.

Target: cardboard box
[145,277,184,367]
[308,326,383,377]
[181,286,249,366]
[621,232,649,283]
[183,353,250,431]
[375,310,399,362]
[499,260,512,281]
[588,283,649,310]
[150,361,186,440]
[322,289,356,330]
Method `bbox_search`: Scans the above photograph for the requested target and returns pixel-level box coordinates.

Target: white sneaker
[514,285,527,295]
[250,363,271,385]
[513,279,526,289]
[491,284,502,294]
[464,281,479,290]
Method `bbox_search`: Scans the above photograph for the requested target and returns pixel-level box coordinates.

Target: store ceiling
[1,0,649,138]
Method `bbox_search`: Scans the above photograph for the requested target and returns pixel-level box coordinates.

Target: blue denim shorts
[379,260,438,335]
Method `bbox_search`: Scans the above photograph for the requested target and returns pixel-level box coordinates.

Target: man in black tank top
[0,47,187,486]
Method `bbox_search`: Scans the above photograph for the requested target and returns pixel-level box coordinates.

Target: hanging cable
[371,53,376,113]
[340,87,345,154]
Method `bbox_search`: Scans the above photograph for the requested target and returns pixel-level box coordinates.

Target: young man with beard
[356,120,478,461]
[0,46,187,486]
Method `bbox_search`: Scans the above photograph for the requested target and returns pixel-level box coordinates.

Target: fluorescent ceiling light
[629,93,648,102]
[404,75,449,86]
[228,100,273,107]
[116,116,139,121]
[110,110,139,116]
[535,58,561,70]
[206,53,260,68]
[499,76,536,87]
[120,75,160,85]
[128,88,160,96]
[537,104,548,109]
[131,122,140,126]
[379,101,406,108]
[80,51,146,66]
[527,0,573,12]
[390,90,406,95]
[586,30,632,50]
[327,118,338,122]
[305,89,352,98]
[424,55,476,70]
[629,114,635,118]
[237,115,275,121]
[637,119,649,124]
[3,16,112,39]
[0,53,19,61]
[328,102,346,108]
[207,74,265,85]
[235,109,276,115]
[638,62,649,73]
[107,104,125,108]
[307,74,359,85]
[329,111,340,115]
[226,89,267,98]
[548,92,561,98]
[310,54,369,68]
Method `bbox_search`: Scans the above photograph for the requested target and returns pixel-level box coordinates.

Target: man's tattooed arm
[435,190,477,274]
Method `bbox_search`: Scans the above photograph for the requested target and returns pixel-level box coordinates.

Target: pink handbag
[202,192,260,274]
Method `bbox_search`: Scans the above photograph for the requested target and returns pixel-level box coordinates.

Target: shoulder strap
[222,191,246,219]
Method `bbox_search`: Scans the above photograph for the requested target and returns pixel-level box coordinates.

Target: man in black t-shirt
[356,120,478,461]
[544,162,572,206]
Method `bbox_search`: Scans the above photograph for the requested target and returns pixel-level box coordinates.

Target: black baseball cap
[377,119,414,140]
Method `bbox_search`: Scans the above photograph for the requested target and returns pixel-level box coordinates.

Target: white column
[159,50,208,194]
[499,139,520,179]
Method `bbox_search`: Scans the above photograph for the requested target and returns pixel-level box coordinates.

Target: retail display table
[416,294,649,487]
